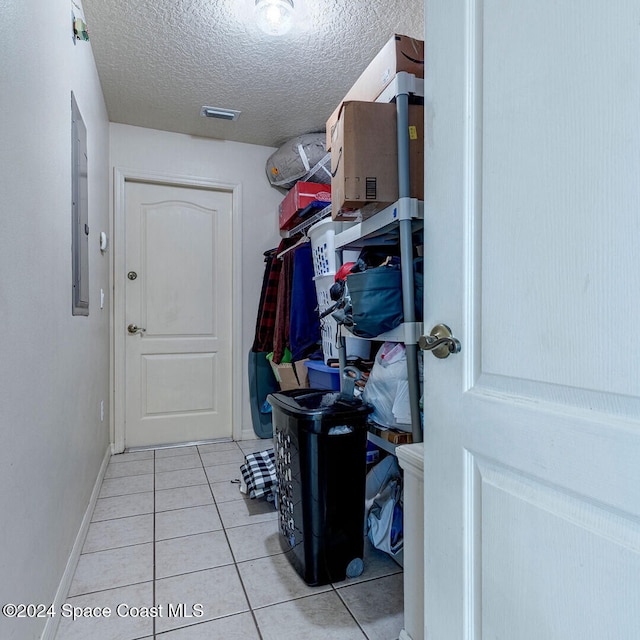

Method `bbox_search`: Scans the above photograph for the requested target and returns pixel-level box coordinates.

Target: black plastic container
[268,389,373,586]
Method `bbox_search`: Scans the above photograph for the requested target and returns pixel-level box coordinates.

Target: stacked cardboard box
[325,34,424,150]
[325,34,425,222]
[330,101,423,220]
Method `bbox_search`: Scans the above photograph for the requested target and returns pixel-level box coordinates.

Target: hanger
[276,231,310,259]
[262,247,278,261]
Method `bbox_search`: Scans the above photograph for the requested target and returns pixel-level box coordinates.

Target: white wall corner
[240,425,264,442]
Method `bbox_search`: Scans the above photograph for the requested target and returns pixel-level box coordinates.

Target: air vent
[200,106,241,121]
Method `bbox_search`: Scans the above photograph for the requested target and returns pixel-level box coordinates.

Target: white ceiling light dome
[254,0,295,36]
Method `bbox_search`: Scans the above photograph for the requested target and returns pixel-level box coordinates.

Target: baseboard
[40,445,112,640]
[399,630,414,640]
[240,426,262,441]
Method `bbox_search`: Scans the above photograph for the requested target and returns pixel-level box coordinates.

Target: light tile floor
[55,439,404,640]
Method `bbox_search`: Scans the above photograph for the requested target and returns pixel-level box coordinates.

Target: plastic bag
[361,342,411,430]
[365,456,403,555]
[368,479,403,555]
[392,380,411,424]
[265,133,331,189]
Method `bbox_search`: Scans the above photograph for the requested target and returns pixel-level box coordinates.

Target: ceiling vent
[200,106,241,121]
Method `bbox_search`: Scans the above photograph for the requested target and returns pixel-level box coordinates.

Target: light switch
[100,288,105,309]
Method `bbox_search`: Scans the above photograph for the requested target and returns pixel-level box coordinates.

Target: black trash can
[268,389,373,586]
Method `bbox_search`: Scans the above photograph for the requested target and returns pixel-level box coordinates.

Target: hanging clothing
[252,245,283,354]
[289,243,321,361]
[272,248,295,364]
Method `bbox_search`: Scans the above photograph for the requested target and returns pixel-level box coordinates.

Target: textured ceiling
[80,0,424,148]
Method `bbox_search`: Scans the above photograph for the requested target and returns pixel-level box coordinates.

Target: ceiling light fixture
[200,106,241,121]
[254,0,295,36]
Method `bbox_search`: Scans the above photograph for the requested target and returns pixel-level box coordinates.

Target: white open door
[422,1,640,638]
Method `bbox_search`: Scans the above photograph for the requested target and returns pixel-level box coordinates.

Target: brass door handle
[419,324,461,359]
[127,323,146,335]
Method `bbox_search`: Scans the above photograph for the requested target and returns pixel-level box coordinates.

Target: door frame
[111,167,243,453]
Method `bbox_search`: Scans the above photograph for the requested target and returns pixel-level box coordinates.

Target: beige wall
[109,124,283,439]
[0,1,111,638]
[0,3,283,635]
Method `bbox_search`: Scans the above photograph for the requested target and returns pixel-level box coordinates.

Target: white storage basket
[314,273,370,364]
[308,218,343,277]
[314,273,335,315]
[314,273,339,363]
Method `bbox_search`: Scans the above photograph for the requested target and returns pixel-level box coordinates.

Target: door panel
[422,1,640,638]
[142,353,217,415]
[144,204,216,336]
[478,457,639,640]
[125,181,233,448]
[478,0,640,412]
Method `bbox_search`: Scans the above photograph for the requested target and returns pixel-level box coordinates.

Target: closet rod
[276,235,309,259]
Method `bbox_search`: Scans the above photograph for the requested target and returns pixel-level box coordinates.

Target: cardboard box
[326,34,424,150]
[331,101,423,221]
[279,182,331,231]
[269,358,310,391]
[385,429,413,445]
[368,423,413,445]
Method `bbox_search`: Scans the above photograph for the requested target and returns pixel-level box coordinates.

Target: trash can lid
[267,389,372,420]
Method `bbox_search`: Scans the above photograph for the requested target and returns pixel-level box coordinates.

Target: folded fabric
[240,449,277,499]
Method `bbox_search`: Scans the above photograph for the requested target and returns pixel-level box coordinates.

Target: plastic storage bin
[268,390,373,585]
[305,360,341,390]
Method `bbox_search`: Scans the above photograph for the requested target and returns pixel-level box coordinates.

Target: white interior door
[124,181,233,448]
[422,1,640,638]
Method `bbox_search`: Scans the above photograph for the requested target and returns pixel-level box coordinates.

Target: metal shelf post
[396,90,422,444]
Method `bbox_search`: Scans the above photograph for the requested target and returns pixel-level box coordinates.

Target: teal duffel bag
[414,257,423,321]
[346,266,404,338]
[248,351,280,438]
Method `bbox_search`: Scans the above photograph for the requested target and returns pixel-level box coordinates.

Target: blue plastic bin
[305,360,340,390]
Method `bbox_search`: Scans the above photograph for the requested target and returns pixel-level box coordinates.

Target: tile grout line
[197,442,266,640]
[333,584,371,639]
[65,578,153,600]
[152,449,157,640]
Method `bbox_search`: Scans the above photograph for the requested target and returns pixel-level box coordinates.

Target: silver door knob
[419,324,461,359]
[127,323,146,335]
